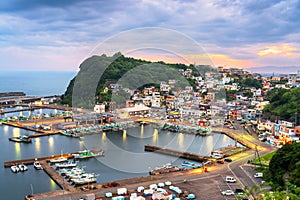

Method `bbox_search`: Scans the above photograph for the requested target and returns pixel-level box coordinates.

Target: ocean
[0,71,77,96]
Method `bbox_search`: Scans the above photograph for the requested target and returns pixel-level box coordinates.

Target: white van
[225,176,236,183]
[254,172,263,178]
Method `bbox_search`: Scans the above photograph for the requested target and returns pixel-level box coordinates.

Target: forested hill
[263,87,300,122]
[61,53,215,108]
[267,142,300,197]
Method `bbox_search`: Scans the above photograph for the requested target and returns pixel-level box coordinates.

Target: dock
[144,145,210,162]
[2,121,60,137]
[39,160,78,192]
[4,152,78,167]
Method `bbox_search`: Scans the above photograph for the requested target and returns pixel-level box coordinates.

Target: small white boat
[18,163,28,171]
[55,161,77,169]
[11,165,19,173]
[63,167,85,177]
[70,173,95,180]
[49,156,68,163]
[33,161,43,170]
[72,177,97,185]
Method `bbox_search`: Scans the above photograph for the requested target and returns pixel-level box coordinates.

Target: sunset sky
[0,0,300,72]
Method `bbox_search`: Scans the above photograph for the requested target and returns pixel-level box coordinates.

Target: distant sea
[0,71,77,96]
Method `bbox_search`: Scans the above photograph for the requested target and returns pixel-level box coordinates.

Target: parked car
[224,158,232,162]
[235,188,244,194]
[225,176,236,183]
[221,190,234,196]
[254,172,263,178]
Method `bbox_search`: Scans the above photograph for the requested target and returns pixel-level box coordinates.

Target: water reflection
[177,133,184,149]
[122,130,127,142]
[152,129,158,145]
[48,137,54,153]
[79,140,84,149]
[3,125,9,134]
[140,125,144,137]
[102,132,106,141]
[35,138,41,155]
[12,128,20,137]
[15,143,21,159]
[49,179,57,191]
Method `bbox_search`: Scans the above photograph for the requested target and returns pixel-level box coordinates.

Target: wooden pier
[40,160,78,192]
[144,145,209,162]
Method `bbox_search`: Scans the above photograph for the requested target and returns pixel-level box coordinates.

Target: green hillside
[266,142,300,197]
[61,53,215,108]
[263,87,300,122]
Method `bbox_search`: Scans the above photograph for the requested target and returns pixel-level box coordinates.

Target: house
[115,103,151,119]
[94,104,105,113]
[151,92,161,108]
[160,82,171,92]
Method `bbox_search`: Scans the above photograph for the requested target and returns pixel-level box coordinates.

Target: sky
[0,0,300,72]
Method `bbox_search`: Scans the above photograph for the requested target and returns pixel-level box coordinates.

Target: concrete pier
[144,145,209,162]
[4,152,78,167]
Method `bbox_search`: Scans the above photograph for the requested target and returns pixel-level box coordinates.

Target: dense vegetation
[61,53,215,108]
[265,142,300,198]
[263,87,300,122]
[234,77,262,89]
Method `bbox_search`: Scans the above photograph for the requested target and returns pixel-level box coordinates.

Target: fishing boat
[33,161,43,170]
[55,160,77,169]
[18,163,28,171]
[9,135,32,143]
[72,177,97,186]
[11,165,19,173]
[49,150,68,163]
[63,167,85,177]
[49,155,68,163]
[72,148,104,159]
[70,173,95,181]
[181,161,201,168]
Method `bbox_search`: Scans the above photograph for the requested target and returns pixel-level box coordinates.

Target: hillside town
[93,66,300,147]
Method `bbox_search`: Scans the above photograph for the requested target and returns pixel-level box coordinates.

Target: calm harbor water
[0,124,238,199]
[0,71,76,96]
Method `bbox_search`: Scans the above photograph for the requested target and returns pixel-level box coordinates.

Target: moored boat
[55,160,77,169]
[9,135,32,143]
[72,148,104,159]
[70,173,95,180]
[49,156,68,163]
[33,161,43,170]
[18,163,28,171]
[11,165,19,173]
[72,177,97,185]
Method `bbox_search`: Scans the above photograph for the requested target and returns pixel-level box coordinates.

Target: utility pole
[255,145,262,166]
